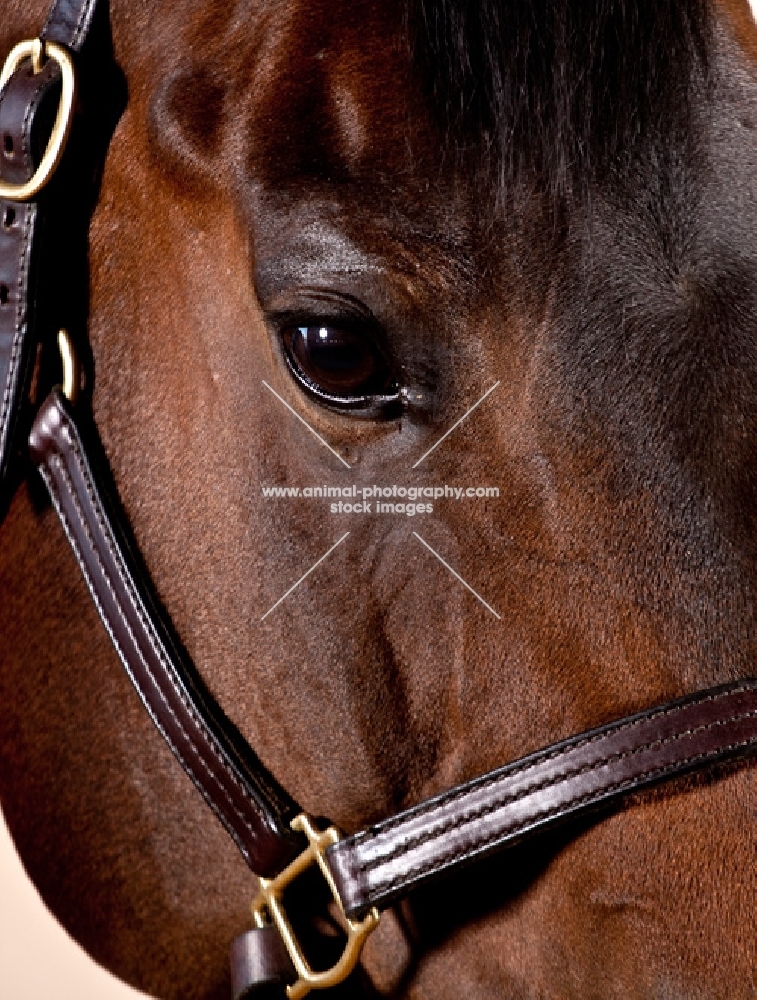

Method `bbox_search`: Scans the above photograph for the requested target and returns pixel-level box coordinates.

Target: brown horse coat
[1,1,756,997]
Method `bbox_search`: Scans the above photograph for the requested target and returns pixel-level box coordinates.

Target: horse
[1,0,756,997]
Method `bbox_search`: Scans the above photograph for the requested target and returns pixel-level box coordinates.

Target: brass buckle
[0,39,76,201]
[252,814,380,1000]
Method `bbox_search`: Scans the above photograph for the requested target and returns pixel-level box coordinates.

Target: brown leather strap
[325,679,757,919]
[4,0,307,885]
[26,388,757,990]
[41,0,100,52]
[228,680,757,997]
[29,389,305,876]
[0,61,62,500]
[0,0,102,505]
[230,928,294,1000]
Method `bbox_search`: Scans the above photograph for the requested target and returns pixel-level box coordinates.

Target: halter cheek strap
[1,3,756,999]
[28,390,305,877]
[0,55,60,499]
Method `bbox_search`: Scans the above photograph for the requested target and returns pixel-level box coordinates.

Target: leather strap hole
[2,134,13,159]
[3,206,16,229]
[0,284,9,305]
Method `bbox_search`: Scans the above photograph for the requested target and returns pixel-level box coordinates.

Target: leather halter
[1,3,756,998]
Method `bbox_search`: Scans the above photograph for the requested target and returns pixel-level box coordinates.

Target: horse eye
[281,324,398,406]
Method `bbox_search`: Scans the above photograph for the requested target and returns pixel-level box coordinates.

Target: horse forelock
[410,0,713,199]
[150,0,714,204]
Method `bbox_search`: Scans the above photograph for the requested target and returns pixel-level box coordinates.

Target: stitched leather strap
[0,0,98,505]
[29,389,305,876]
[41,0,99,52]
[34,382,757,991]
[0,61,61,501]
[28,392,757,985]
[227,682,757,998]
[325,679,757,919]
[3,0,307,888]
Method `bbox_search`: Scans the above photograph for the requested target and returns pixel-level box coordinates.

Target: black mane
[410,0,711,195]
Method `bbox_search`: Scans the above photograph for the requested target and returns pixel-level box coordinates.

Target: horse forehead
[208,0,470,297]
[140,0,461,259]
[240,0,423,183]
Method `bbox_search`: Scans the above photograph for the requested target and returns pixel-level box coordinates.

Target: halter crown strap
[41,0,99,52]
[0,0,97,505]
[0,53,59,500]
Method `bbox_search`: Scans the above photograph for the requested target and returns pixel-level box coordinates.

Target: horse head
[1,1,755,997]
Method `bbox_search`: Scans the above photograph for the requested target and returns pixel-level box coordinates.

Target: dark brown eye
[282,324,398,407]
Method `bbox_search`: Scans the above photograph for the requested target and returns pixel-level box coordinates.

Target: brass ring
[58,329,79,403]
[0,39,77,201]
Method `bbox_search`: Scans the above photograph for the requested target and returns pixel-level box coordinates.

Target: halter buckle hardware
[0,39,76,201]
[58,329,80,403]
[251,813,380,1000]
